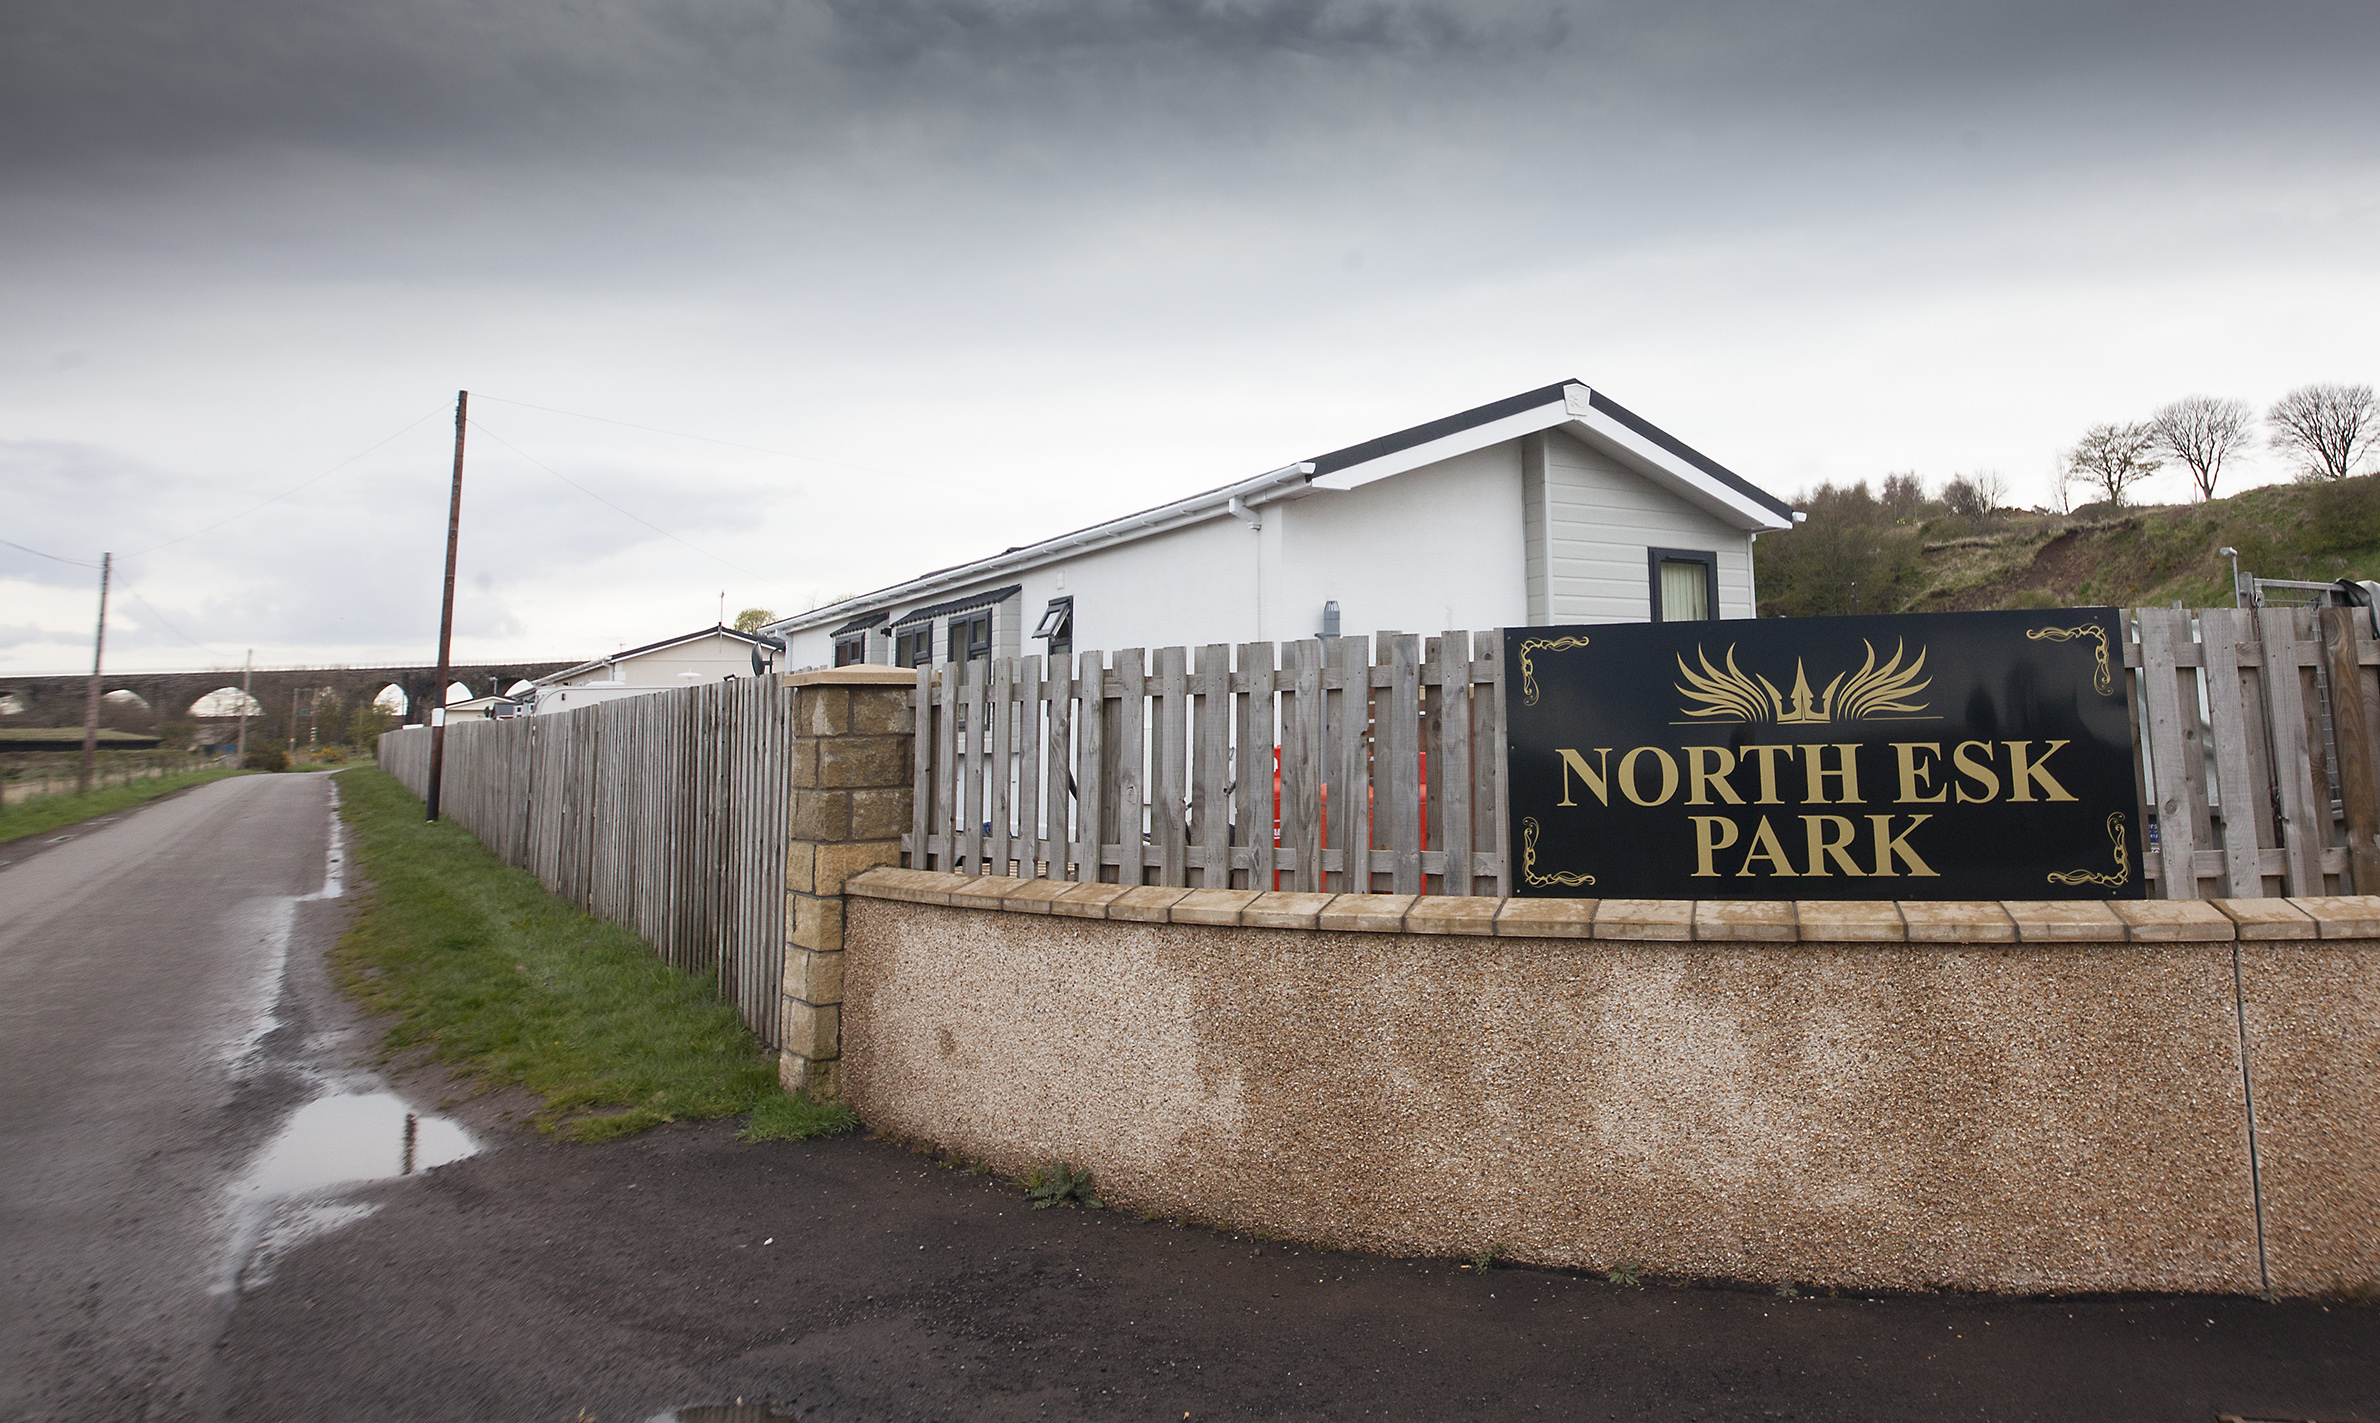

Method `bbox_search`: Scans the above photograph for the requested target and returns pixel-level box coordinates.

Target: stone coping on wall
[843,868,2380,944]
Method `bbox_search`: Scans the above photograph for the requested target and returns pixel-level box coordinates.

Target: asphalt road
[0,771,345,1422]
[8,773,2380,1422]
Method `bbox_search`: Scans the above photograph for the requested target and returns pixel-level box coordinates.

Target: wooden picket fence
[367,607,2380,1045]
[906,632,1510,896]
[2131,604,2380,898]
[907,611,2380,901]
[378,677,792,1045]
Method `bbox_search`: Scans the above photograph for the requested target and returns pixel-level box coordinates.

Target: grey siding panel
[1540,429,1756,622]
[1522,435,1550,625]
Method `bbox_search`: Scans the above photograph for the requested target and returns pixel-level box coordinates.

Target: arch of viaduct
[0,661,575,744]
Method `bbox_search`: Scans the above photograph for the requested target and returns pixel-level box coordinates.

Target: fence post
[2320,607,2380,892]
[780,666,918,1099]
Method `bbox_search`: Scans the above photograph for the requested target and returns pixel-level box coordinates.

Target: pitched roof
[768,381,1794,638]
[534,625,770,685]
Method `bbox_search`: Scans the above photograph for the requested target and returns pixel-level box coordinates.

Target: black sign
[1504,610,2141,900]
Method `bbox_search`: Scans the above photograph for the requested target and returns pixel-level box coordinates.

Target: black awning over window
[829,609,890,637]
[890,584,1022,627]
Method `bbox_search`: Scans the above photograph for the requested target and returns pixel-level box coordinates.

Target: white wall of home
[1525,429,1758,623]
[786,516,1263,670]
[1035,515,1261,654]
[780,429,1761,668]
[532,683,683,714]
[558,633,755,687]
[1261,441,1529,642]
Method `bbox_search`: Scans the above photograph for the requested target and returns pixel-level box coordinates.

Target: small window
[893,625,932,667]
[833,634,866,667]
[1033,597,1073,660]
[1649,547,1719,622]
[949,611,991,664]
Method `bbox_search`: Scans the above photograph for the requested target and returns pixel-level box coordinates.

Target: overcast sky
[5,0,2375,676]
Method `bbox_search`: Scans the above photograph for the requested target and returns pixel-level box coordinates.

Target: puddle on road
[647,1405,801,1422]
[245,1091,478,1197]
[223,1090,481,1291]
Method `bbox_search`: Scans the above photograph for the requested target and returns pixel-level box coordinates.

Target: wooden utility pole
[76,552,112,794]
[425,390,468,822]
[235,649,252,765]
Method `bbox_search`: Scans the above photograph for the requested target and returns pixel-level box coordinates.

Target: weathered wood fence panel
[909,613,2380,900]
[904,631,1511,896]
[2127,604,2380,898]
[377,677,791,1045]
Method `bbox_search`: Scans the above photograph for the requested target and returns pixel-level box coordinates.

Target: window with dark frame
[893,625,931,667]
[833,634,866,667]
[1033,596,1074,660]
[949,611,991,664]
[1648,547,1720,622]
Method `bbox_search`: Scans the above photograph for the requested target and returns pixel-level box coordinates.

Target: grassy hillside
[1755,473,2380,617]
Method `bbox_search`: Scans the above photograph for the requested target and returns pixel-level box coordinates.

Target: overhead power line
[121,584,214,652]
[127,401,451,556]
[467,418,792,596]
[475,393,968,491]
[0,536,101,568]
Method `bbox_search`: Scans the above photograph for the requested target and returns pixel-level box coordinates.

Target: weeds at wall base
[1024,1162,1103,1210]
[742,1092,859,1142]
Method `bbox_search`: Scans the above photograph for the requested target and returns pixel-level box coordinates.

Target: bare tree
[1877,471,1928,521]
[2268,382,2378,481]
[1940,470,2008,519]
[2065,422,2163,508]
[2148,396,2254,501]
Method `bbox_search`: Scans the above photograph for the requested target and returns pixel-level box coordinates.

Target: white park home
[527,624,774,714]
[766,380,1798,670]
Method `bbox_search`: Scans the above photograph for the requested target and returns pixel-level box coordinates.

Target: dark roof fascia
[1304,381,1574,477]
[546,625,767,682]
[604,625,767,662]
[891,584,1023,627]
[829,610,890,637]
[1584,390,1795,521]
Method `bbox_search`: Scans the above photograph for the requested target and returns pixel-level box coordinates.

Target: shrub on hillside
[1755,477,1938,617]
[2307,476,2380,556]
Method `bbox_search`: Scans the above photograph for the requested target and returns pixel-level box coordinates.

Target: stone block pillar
[780,665,918,1098]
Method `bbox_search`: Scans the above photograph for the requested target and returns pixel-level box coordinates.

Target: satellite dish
[750,633,785,678]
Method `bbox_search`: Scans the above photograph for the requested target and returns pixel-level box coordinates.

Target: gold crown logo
[1675,639,1932,724]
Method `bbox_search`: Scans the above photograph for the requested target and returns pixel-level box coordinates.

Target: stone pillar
[780,666,919,1098]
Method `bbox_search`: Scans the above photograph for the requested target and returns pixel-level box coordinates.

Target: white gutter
[769,461,1315,637]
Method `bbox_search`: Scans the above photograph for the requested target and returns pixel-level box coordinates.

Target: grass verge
[333,765,857,1143]
[0,767,251,846]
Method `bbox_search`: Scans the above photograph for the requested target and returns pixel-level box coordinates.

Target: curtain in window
[1660,559,1710,621]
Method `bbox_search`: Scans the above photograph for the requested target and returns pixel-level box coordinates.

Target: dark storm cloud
[0,0,1547,174]
[9,0,2375,182]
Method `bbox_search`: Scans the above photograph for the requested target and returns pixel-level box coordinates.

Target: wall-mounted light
[1322,600,1341,639]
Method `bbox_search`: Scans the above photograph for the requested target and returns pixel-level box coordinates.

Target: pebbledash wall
[780,667,2380,1296]
[824,874,2380,1297]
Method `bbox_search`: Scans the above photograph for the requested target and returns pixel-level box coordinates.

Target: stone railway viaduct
[0,661,574,746]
